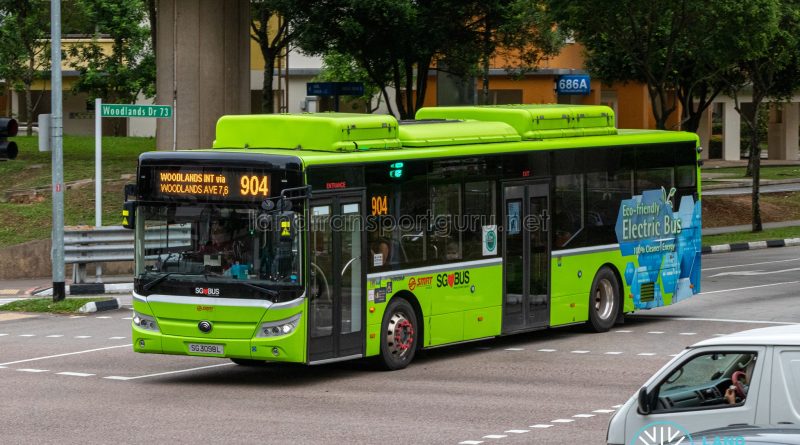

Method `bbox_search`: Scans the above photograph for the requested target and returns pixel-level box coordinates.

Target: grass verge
[0,297,108,313]
[703,226,800,247]
[703,165,800,181]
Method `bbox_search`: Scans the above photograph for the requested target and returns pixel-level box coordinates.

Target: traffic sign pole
[95,97,102,282]
[51,0,65,301]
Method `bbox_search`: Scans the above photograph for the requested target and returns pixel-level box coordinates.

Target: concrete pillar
[696,105,712,160]
[722,101,741,161]
[156,0,250,150]
[767,103,799,161]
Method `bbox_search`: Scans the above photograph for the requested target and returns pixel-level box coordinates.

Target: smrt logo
[408,276,433,291]
[436,271,470,288]
[194,287,220,296]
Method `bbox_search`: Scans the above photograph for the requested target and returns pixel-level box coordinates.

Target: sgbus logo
[194,287,220,296]
[436,271,470,288]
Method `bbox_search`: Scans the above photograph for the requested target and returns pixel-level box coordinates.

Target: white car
[607,324,800,445]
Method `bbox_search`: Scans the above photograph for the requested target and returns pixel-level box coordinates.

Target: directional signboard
[306,82,365,97]
[100,104,172,118]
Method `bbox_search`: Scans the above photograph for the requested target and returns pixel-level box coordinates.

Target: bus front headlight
[257,313,301,338]
[132,312,160,332]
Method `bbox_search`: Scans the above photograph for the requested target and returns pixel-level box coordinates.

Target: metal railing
[65,225,191,284]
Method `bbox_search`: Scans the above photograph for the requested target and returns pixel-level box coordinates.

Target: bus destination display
[153,169,270,200]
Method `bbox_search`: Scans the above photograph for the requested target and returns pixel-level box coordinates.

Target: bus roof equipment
[213,104,617,153]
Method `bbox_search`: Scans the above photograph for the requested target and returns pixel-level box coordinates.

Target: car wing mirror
[637,386,652,415]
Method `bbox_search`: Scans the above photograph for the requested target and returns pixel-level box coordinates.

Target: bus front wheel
[379,298,418,370]
[588,267,620,333]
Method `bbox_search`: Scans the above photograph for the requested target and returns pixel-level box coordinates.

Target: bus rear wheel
[380,298,418,370]
[588,267,620,333]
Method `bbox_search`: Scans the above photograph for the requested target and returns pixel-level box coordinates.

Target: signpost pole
[95,97,102,282]
[50,0,65,301]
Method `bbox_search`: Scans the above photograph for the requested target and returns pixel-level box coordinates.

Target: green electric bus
[126,104,702,370]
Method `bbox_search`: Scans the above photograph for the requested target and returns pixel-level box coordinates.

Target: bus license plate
[188,343,224,355]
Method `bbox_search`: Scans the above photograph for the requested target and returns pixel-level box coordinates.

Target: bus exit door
[307,193,366,363]
[502,182,550,333]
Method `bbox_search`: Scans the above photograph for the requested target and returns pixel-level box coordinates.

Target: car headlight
[132,312,159,332]
[256,313,301,338]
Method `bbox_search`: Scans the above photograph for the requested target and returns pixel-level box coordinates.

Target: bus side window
[553,174,584,249]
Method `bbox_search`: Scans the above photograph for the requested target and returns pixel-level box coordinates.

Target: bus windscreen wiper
[143,272,175,291]
[201,274,280,298]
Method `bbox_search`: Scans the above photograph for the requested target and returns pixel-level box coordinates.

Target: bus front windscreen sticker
[615,187,701,309]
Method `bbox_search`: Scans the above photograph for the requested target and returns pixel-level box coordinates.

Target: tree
[465,0,564,105]
[551,0,773,133]
[250,1,304,114]
[0,1,50,135]
[67,0,154,133]
[722,0,800,232]
[315,51,383,113]
[295,0,479,119]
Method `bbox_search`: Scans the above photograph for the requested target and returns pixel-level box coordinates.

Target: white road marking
[46,335,64,338]
[122,317,132,320]
[551,419,574,423]
[710,267,800,278]
[482,435,507,439]
[700,281,800,296]
[612,404,623,408]
[0,333,8,336]
[68,316,86,319]
[670,354,680,357]
[95,316,112,319]
[0,344,132,366]
[615,330,632,333]
[573,414,595,418]
[459,441,483,445]
[703,257,800,271]
[104,362,235,381]
[713,334,727,336]
[570,350,590,354]
[529,424,553,429]
[505,348,524,351]
[638,353,657,356]
[593,409,615,414]
[537,348,556,352]
[504,430,529,434]
[667,317,797,325]
[75,336,92,339]
[604,351,623,355]
[679,332,696,336]
[647,331,664,334]
[57,372,95,377]
[109,336,126,340]
[17,368,49,373]
[19,334,35,337]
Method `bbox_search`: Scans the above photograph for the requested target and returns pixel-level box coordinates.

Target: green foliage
[67,0,155,104]
[0,297,108,313]
[550,0,776,132]
[294,0,481,118]
[0,1,50,132]
[250,0,304,113]
[315,51,383,113]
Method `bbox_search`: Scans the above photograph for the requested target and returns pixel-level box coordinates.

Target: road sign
[306,82,365,97]
[557,74,591,95]
[100,104,172,118]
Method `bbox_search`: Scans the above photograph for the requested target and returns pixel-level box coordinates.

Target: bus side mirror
[122,201,136,229]
[637,386,652,415]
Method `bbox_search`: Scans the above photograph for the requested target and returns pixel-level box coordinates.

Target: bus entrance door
[502,183,550,333]
[307,194,366,363]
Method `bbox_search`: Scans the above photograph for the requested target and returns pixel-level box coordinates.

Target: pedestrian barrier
[65,225,191,283]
